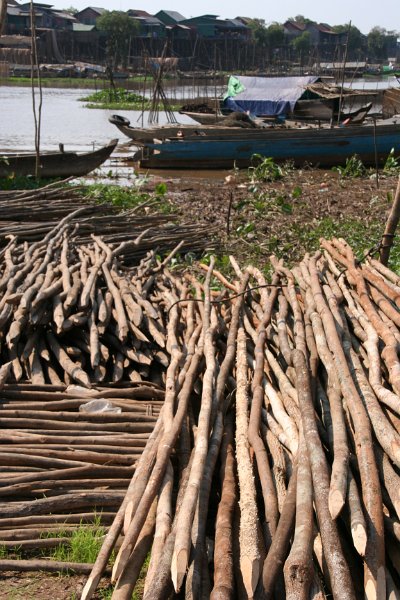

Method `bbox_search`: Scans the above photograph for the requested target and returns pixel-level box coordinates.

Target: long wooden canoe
[132,120,400,170]
[108,114,261,145]
[0,139,118,179]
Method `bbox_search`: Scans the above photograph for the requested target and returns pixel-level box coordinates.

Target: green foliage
[383,148,400,173]
[248,19,284,55]
[289,15,315,25]
[0,156,56,190]
[84,182,173,214]
[201,252,232,274]
[332,155,366,178]
[248,155,291,183]
[0,544,22,559]
[236,221,256,236]
[332,24,366,58]
[96,11,139,69]
[290,215,400,271]
[98,586,114,599]
[248,19,267,45]
[265,23,285,47]
[44,515,107,564]
[64,6,78,14]
[132,552,151,600]
[367,26,390,60]
[291,31,311,59]
[0,174,56,190]
[81,87,150,109]
[291,185,302,198]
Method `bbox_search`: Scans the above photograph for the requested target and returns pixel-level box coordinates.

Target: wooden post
[380,175,400,266]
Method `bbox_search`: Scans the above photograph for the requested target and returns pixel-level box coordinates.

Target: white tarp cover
[223,75,319,116]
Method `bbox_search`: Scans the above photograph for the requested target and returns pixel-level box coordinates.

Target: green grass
[79,87,181,110]
[0,76,155,87]
[0,543,23,559]
[41,514,110,565]
[83,181,174,214]
[132,552,151,600]
[0,173,60,190]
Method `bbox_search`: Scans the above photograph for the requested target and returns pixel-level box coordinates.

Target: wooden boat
[132,119,400,170]
[0,139,118,179]
[108,114,260,145]
[177,110,229,125]
[179,103,373,125]
[382,88,400,118]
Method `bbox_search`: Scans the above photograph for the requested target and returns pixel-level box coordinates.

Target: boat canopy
[223,75,320,116]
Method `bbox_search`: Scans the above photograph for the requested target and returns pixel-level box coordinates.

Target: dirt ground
[0,571,112,599]
[1,167,399,600]
[152,167,400,269]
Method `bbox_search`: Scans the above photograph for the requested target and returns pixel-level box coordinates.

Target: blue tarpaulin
[223,75,319,116]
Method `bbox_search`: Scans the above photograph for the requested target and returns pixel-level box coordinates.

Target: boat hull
[109,114,260,144]
[133,123,400,169]
[0,139,118,179]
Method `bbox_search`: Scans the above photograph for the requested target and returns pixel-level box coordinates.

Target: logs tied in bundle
[76,242,399,600]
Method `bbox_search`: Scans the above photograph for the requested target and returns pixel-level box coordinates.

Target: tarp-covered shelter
[223,75,319,116]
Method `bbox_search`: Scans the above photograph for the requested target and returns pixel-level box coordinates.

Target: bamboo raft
[0,184,399,598]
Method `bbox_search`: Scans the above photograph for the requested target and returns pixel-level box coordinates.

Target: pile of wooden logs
[0,382,162,572]
[1,209,400,598]
[75,241,399,600]
[0,183,216,262]
[0,205,209,387]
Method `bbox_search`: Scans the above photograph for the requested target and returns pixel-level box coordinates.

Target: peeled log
[283,432,314,600]
[210,412,237,600]
[292,349,356,600]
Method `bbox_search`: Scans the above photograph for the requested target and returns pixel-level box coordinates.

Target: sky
[51,0,399,35]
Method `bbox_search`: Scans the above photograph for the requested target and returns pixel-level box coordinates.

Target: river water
[0,85,199,152]
[0,85,230,180]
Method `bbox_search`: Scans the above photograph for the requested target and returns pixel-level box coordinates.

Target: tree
[288,15,314,25]
[332,24,366,59]
[96,10,138,70]
[248,20,284,61]
[265,23,285,50]
[291,31,311,65]
[367,26,389,60]
[63,6,78,15]
[248,18,268,46]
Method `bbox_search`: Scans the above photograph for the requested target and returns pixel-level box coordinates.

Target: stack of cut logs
[0,204,399,598]
[0,183,216,263]
[0,383,163,573]
[78,239,399,600]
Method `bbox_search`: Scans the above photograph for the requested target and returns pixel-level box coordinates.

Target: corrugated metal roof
[76,7,106,15]
[317,62,367,69]
[6,6,25,15]
[128,9,152,17]
[224,19,248,28]
[53,11,77,21]
[159,10,186,22]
